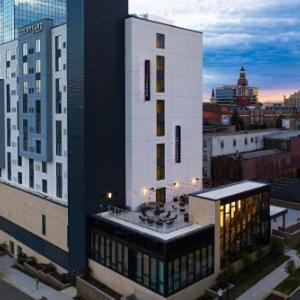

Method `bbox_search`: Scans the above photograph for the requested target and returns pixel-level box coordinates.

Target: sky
[130,0,300,102]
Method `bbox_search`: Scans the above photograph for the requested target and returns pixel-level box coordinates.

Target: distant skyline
[130,0,300,103]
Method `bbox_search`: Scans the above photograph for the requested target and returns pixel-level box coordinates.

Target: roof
[204,128,281,138]
[98,212,204,241]
[270,205,288,219]
[265,131,300,141]
[271,178,300,204]
[233,149,284,160]
[194,181,268,201]
[126,15,202,34]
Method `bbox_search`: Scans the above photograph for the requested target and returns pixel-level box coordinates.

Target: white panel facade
[125,17,203,209]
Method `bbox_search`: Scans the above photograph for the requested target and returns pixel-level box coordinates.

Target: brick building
[211,131,300,186]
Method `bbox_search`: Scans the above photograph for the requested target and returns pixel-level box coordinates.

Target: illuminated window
[156,100,165,136]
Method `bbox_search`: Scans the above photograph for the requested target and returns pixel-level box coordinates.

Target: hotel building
[0,1,273,299]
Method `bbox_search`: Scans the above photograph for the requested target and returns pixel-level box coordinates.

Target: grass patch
[228,254,289,299]
[82,275,122,300]
[275,267,300,295]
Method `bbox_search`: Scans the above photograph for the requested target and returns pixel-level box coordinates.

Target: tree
[285,259,296,275]
[230,109,244,131]
[270,237,284,256]
[242,253,253,270]
[224,264,236,282]
[256,247,264,262]
[276,115,283,128]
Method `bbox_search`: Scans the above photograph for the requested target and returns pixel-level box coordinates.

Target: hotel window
[56,79,62,113]
[36,39,41,53]
[55,35,62,71]
[156,33,165,49]
[7,152,11,181]
[156,187,166,203]
[233,139,237,147]
[6,50,11,79]
[35,80,41,93]
[7,118,11,147]
[156,100,165,136]
[156,56,165,93]
[157,144,165,180]
[56,163,63,198]
[42,215,46,235]
[36,140,41,154]
[23,81,28,95]
[42,162,47,173]
[18,156,22,167]
[35,59,41,73]
[42,179,47,193]
[221,140,224,148]
[18,172,22,184]
[23,119,28,151]
[22,43,28,56]
[56,121,62,156]
[35,100,41,134]
[6,85,11,113]
[29,159,34,188]
[23,62,28,75]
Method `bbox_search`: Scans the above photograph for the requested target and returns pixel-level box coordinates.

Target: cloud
[130,0,300,102]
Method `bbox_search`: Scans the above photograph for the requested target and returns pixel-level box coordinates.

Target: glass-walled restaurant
[220,189,270,267]
[89,215,215,297]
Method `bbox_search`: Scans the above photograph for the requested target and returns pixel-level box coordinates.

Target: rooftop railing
[107,205,190,234]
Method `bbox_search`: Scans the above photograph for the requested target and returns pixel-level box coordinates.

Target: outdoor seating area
[107,195,190,234]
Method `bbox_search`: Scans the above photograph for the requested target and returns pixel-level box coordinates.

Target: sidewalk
[0,255,75,300]
[237,249,300,300]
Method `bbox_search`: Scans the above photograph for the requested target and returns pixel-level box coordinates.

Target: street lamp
[217,288,223,299]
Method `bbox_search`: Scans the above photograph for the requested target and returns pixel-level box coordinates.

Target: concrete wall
[89,259,217,300]
[77,276,115,300]
[0,230,67,273]
[0,182,68,251]
[125,17,203,209]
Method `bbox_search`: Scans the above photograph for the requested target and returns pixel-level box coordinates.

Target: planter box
[46,273,70,290]
[23,262,70,290]
[77,276,119,300]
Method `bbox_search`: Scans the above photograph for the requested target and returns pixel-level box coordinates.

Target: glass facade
[1,0,66,43]
[90,216,215,297]
[91,230,214,297]
[220,190,270,267]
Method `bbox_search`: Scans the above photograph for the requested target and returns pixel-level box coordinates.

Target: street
[0,278,34,300]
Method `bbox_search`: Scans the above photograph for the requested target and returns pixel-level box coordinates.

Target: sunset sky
[130,0,300,103]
